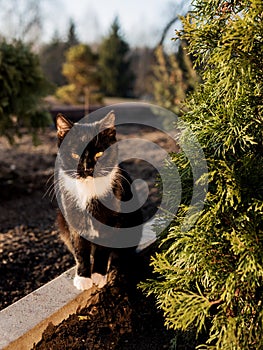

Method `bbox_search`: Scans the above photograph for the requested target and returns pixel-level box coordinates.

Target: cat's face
[56,112,117,179]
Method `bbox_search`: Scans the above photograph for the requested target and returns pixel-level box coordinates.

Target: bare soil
[0,113,195,349]
[0,128,74,309]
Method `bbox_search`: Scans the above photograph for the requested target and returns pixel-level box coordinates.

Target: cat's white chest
[60,170,114,210]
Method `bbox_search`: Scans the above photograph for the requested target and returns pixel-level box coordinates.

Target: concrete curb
[0,267,98,350]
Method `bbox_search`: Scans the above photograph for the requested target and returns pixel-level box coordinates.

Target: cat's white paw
[73,275,93,290]
[92,273,107,288]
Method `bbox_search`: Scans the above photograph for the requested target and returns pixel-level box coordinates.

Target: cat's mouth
[77,168,112,179]
[77,172,107,180]
[78,170,94,178]
[77,174,93,180]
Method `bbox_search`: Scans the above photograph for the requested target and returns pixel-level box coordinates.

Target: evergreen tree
[142,0,263,349]
[129,47,155,98]
[66,19,79,48]
[56,44,101,105]
[98,17,133,97]
[39,32,67,87]
[153,42,198,115]
[39,22,79,88]
[0,40,51,143]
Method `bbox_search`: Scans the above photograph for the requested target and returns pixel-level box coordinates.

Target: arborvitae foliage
[98,18,134,97]
[0,41,52,144]
[56,44,101,105]
[142,1,263,349]
[153,41,199,115]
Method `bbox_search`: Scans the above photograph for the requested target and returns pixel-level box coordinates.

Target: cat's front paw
[92,273,107,288]
[73,275,93,290]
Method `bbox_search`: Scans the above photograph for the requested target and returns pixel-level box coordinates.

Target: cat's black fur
[55,112,143,290]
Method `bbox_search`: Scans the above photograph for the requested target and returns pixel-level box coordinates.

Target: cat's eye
[71,152,80,159]
[95,151,104,159]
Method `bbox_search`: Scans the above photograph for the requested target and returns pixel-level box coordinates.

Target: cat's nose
[83,161,94,177]
[84,169,93,177]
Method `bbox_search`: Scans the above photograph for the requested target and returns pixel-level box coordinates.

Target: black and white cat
[55,111,143,290]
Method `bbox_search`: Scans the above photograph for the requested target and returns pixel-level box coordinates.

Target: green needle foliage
[142,1,263,349]
[0,41,52,144]
[56,44,101,105]
[98,17,133,97]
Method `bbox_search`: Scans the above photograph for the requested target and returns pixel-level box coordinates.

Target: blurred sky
[42,0,191,47]
[42,0,191,49]
[0,0,191,49]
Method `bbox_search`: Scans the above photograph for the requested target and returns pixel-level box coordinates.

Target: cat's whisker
[43,180,57,199]
[61,169,78,178]
[43,173,55,199]
[44,169,78,200]
[99,167,128,193]
[43,185,53,199]
[52,180,68,201]
[46,173,55,185]
[98,166,133,189]
[45,180,62,200]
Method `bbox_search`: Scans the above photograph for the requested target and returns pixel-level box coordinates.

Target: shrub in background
[0,41,52,143]
[153,41,199,115]
[56,44,102,106]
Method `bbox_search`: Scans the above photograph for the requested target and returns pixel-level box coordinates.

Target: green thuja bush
[142,0,263,349]
[0,41,52,143]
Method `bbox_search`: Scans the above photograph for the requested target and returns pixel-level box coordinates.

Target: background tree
[56,43,101,107]
[39,20,79,87]
[66,19,79,49]
[152,41,199,114]
[129,47,155,99]
[39,32,67,87]
[98,18,133,97]
[0,0,42,47]
[0,41,52,143]
[142,0,263,349]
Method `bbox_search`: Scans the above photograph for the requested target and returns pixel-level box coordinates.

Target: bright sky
[0,0,191,49]
[42,0,191,48]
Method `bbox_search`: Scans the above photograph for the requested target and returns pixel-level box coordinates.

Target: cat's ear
[56,113,74,141]
[99,111,115,131]
[99,111,116,138]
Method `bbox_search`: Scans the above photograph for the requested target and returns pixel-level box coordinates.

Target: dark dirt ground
[0,117,195,349]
